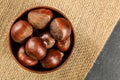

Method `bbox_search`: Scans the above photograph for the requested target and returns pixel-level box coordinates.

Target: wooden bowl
[8,6,75,73]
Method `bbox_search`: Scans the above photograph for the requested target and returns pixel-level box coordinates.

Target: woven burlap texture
[0,0,120,80]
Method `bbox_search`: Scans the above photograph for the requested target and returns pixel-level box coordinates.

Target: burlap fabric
[0,0,120,80]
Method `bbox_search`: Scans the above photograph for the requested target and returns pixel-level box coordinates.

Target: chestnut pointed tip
[60,52,64,57]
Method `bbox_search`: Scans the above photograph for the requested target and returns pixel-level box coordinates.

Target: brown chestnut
[28,9,53,29]
[41,49,64,69]
[56,37,70,52]
[40,32,55,49]
[17,46,38,67]
[50,18,71,41]
[25,37,47,60]
[11,20,33,43]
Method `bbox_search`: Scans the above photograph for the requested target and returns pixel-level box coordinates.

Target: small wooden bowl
[8,6,75,73]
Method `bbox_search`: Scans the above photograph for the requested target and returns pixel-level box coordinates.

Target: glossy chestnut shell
[40,32,55,49]
[25,37,47,60]
[28,9,53,29]
[56,37,71,52]
[50,18,71,41]
[11,20,33,43]
[17,46,38,67]
[41,49,64,69]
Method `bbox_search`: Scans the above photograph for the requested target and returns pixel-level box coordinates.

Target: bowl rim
[8,6,76,74]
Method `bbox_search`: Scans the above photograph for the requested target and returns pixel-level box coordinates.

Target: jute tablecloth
[0,0,120,80]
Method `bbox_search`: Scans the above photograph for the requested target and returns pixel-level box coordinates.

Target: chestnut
[11,20,33,43]
[41,49,64,69]
[17,46,38,67]
[56,37,70,52]
[25,37,47,60]
[28,9,53,29]
[50,18,71,41]
[40,32,55,49]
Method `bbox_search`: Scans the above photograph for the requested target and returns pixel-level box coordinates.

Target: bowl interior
[9,6,75,73]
